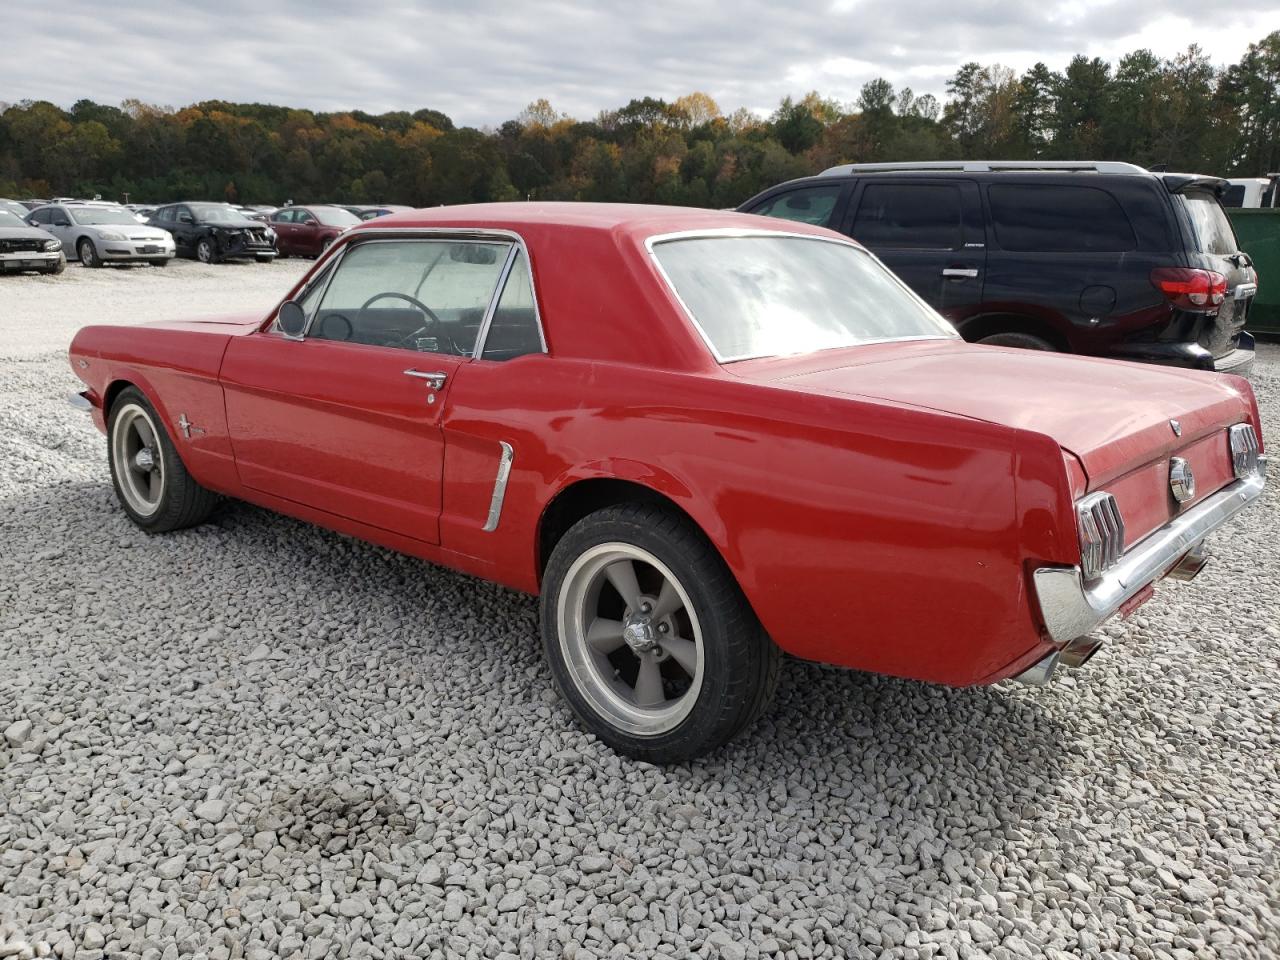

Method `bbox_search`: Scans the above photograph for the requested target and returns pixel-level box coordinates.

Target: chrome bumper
[1033,457,1267,644]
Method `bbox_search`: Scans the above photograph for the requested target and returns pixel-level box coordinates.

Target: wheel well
[958,314,1070,351]
[103,379,136,415]
[537,479,701,580]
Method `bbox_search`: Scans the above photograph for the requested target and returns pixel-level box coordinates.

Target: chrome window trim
[482,441,515,532]
[643,228,959,364]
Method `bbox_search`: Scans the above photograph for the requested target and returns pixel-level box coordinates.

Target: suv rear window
[1181,192,1238,255]
[851,184,963,250]
[751,185,842,226]
[989,184,1136,252]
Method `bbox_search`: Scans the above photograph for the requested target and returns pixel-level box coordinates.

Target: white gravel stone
[1,261,1278,958]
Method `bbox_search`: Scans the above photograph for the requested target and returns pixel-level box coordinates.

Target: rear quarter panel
[443,358,1052,686]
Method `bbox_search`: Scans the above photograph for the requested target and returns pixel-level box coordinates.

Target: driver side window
[309,239,513,355]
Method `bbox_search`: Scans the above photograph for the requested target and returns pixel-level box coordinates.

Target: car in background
[67,203,1267,760]
[20,199,48,211]
[1222,176,1278,209]
[740,160,1258,375]
[0,208,65,275]
[269,205,361,257]
[148,203,277,264]
[343,204,414,221]
[27,202,175,268]
[1,199,34,219]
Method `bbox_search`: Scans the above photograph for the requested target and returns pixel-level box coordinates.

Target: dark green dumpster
[1229,208,1280,335]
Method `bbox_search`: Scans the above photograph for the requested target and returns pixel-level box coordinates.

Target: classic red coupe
[68,204,1268,761]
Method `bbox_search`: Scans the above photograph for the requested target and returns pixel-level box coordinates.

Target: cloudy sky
[6,1,1279,126]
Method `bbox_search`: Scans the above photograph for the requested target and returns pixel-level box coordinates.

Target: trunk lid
[732,339,1252,486]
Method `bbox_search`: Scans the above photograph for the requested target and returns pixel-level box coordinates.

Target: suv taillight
[1150,267,1227,311]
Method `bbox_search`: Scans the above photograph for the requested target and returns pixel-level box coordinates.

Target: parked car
[269,205,361,257]
[1222,176,1278,209]
[148,203,277,264]
[66,203,1267,761]
[1,198,34,219]
[740,160,1259,376]
[28,202,175,267]
[0,208,66,275]
[20,199,48,210]
[344,204,414,221]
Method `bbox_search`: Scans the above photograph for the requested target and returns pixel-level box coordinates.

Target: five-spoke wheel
[542,502,779,761]
[109,402,165,518]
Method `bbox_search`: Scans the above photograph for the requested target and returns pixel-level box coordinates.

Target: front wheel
[107,388,218,532]
[541,503,780,762]
[47,258,66,275]
[195,237,217,264]
[78,239,102,268]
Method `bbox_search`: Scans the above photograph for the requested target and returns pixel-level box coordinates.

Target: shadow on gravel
[9,483,1067,898]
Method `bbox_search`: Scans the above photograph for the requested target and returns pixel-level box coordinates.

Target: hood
[146,312,265,335]
[206,217,264,230]
[734,339,1252,486]
[82,222,171,240]
[0,225,55,241]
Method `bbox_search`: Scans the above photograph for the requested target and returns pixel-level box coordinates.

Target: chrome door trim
[482,441,515,532]
[941,267,979,278]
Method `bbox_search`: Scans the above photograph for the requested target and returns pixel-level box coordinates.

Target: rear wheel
[978,332,1055,351]
[107,388,217,532]
[78,239,102,268]
[541,503,779,762]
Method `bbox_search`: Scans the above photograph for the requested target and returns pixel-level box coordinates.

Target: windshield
[69,207,140,226]
[192,205,250,224]
[651,234,957,362]
[0,210,29,228]
[313,207,361,227]
[1182,193,1238,256]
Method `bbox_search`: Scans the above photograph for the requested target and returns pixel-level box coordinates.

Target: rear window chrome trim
[644,228,958,364]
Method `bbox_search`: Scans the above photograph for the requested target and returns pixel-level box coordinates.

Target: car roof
[355,201,839,245]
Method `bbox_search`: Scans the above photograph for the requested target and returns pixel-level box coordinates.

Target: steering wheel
[357,292,450,351]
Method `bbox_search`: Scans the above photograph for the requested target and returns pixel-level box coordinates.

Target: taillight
[1150,267,1227,311]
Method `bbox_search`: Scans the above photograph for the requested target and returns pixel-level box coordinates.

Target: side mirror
[55,219,71,227]
[179,215,194,224]
[278,301,307,338]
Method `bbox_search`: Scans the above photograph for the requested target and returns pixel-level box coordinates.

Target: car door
[270,209,295,254]
[36,206,75,251]
[292,209,320,255]
[841,179,986,324]
[171,206,199,254]
[219,235,515,543]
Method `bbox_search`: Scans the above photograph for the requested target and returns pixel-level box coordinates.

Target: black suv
[739,161,1257,375]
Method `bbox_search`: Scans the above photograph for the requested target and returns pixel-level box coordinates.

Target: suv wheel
[978,332,1055,351]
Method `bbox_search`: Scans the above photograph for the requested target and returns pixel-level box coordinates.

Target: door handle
[941,268,979,278]
[404,369,447,390]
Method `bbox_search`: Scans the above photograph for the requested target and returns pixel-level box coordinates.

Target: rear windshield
[651,234,957,362]
[1181,193,1238,255]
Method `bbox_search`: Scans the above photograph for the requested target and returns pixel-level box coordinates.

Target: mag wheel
[196,237,217,264]
[541,503,779,762]
[107,388,217,532]
[78,239,101,268]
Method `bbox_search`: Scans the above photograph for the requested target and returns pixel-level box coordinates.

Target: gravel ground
[1,260,1278,960]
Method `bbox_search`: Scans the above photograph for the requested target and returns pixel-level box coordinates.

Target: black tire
[195,237,218,264]
[47,258,66,275]
[154,258,171,268]
[321,236,334,253]
[256,255,274,263]
[107,387,218,533]
[78,239,102,268]
[540,502,780,762]
[978,332,1056,351]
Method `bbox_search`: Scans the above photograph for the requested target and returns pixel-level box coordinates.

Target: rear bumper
[1106,333,1254,376]
[1032,458,1267,645]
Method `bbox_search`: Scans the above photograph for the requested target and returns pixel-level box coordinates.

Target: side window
[310,239,512,355]
[481,250,543,361]
[988,184,1136,252]
[29,209,49,225]
[177,206,194,224]
[751,185,843,226]
[271,209,292,223]
[295,210,316,225]
[851,184,963,250]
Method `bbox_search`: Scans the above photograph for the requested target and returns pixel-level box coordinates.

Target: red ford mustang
[68,203,1268,761]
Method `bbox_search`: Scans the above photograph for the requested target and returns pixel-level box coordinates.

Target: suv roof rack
[820,160,1149,177]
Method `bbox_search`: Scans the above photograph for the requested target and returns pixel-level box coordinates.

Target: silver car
[27,203,175,267]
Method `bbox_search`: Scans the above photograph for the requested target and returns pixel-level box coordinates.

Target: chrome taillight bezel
[1077,491,1125,581]
[1229,423,1260,479]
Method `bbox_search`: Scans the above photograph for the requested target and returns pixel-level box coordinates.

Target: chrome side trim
[67,392,93,412]
[482,441,515,533]
[1034,466,1267,643]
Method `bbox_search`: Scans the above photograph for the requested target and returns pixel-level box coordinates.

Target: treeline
[1,33,1276,208]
